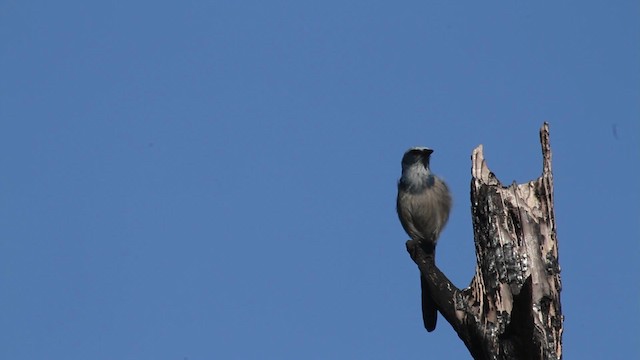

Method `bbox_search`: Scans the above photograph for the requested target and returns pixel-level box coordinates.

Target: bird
[396,147,452,332]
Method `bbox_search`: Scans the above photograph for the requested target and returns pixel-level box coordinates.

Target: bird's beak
[423,149,434,156]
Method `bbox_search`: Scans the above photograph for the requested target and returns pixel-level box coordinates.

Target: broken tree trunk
[406,123,563,360]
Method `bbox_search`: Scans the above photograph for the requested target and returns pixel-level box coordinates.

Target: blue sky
[1,1,638,359]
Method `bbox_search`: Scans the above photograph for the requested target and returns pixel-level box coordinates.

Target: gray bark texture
[406,123,563,360]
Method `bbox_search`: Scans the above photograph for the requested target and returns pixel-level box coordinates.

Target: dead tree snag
[406,123,563,360]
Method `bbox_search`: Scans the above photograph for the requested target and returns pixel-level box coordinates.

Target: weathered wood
[406,123,563,360]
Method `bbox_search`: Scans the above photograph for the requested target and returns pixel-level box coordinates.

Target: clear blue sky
[1,1,638,359]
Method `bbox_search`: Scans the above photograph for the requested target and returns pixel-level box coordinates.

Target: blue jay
[397,147,451,332]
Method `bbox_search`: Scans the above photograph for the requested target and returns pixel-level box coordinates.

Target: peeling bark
[406,123,562,360]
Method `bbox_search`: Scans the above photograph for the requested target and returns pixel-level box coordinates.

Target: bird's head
[401,147,434,172]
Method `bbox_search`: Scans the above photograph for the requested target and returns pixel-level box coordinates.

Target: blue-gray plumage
[397,147,451,332]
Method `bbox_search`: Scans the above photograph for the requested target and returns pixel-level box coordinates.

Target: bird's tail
[420,246,437,332]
